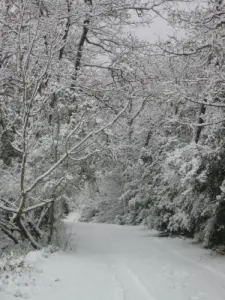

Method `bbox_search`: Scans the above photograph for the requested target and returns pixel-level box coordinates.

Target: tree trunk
[194,100,207,144]
[71,0,92,88]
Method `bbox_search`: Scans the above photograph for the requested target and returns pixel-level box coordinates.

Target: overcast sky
[133,18,176,42]
[130,1,199,42]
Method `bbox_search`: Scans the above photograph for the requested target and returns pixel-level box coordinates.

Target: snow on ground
[1,214,225,300]
[63,211,81,224]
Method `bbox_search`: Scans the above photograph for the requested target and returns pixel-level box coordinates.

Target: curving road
[3,218,225,300]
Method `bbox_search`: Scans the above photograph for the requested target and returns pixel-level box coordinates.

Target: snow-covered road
[2,219,225,300]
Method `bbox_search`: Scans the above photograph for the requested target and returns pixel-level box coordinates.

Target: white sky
[130,1,201,42]
[132,18,177,42]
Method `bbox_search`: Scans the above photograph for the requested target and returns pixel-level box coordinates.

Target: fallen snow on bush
[0,212,80,299]
[0,248,55,299]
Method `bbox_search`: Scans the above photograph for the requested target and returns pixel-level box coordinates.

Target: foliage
[2,0,225,251]
[82,0,225,250]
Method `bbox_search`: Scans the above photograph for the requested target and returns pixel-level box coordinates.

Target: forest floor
[1,214,225,300]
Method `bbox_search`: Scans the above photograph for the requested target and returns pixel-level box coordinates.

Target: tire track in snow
[109,262,157,300]
[153,236,225,281]
[111,271,125,300]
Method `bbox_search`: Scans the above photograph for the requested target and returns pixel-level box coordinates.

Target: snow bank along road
[3,218,225,300]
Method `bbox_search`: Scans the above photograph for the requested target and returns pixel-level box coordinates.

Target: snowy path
[2,219,225,300]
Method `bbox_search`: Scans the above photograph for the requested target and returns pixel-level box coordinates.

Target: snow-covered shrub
[151,143,202,233]
[0,248,53,298]
[146,139,225,248]
[114,132,225,247]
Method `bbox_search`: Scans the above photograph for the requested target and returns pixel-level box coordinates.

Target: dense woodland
[1,0,225,251]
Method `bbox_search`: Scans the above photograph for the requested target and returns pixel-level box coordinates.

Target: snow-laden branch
[184,97,225,108]
[23,198,61,213]
[68,150,100,162]
[0,204,18,213]
[107,0,174,12]
[25,101,129,195]
[0,178,65,215]
[173,118,225,128]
